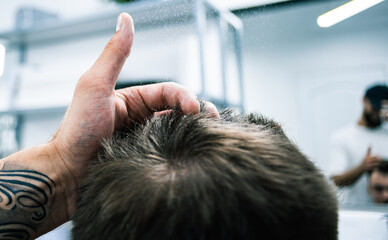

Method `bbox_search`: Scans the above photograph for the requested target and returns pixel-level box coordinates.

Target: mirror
[234,0,388,207]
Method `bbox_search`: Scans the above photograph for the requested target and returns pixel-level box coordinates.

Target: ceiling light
[317,0,384,28]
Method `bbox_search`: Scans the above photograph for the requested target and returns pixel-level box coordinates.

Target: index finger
[366,146,372,156]
[136,82,200,115]
[370,156,382,161]
[116,82,201,122]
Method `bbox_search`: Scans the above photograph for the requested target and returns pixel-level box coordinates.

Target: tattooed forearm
[0,162,55,239]
[0,223,36,240]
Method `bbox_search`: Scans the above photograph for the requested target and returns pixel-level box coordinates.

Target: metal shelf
[0,0,244,113]
[0,0,244,154]
[0,106,67,116]
[0,0,196,45]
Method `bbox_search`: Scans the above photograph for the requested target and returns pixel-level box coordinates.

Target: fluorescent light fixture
[0,44,5,77]
[317,0,385,28]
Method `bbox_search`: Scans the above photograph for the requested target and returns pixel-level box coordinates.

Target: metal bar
[195,0,208,98]
[234,26,245,112]
[204,0,244,110]
[204,0,245,109]
[217,12,228,105]
[15,114,23,150]
[204,0,243,31]
[0,0,194,45]
[0,106,68,115]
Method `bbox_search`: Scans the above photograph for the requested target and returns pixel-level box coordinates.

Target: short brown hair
[72,107,338,240]
[369,161,388,175]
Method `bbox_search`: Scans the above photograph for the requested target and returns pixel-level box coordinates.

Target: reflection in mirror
[328,84,388,206]
[236,1,388,238]
[234,0,388,207]
[235,0,388,239]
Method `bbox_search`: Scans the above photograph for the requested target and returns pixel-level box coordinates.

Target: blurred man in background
[329,84,388,204]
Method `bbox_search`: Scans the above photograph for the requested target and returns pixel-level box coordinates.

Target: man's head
[368,161,388,204]
[362,85,388,128]
[72,107,338,240]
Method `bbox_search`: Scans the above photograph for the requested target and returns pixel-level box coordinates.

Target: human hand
[361,147,381,172]
[0,12,218,235]
[49,12,218,200]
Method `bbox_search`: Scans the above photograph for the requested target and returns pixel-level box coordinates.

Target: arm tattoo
[0,162,56,239]
[0,223,36,240]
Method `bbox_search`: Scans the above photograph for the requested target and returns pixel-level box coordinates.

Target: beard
[364,111,382,128]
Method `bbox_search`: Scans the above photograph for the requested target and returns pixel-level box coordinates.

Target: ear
[362,97,369,106]
[362,97,373,111]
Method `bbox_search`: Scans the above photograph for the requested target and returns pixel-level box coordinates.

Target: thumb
[86,12,134,88]
[366,146,371,156]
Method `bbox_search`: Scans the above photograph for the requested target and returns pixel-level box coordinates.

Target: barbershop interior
[0,0,388,239]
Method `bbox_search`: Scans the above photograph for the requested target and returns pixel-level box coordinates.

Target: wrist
[357,161,367,173]
[45,141,79,220]
[0,143,76,236]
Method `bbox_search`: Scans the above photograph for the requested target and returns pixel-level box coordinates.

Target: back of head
[371,161,388,175]
[72,107,338,240]
[368,161,388,204]
[365,84,388,108]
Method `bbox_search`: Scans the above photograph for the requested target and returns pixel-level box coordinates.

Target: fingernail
[205,102,220,118]
[116,14,123,32]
